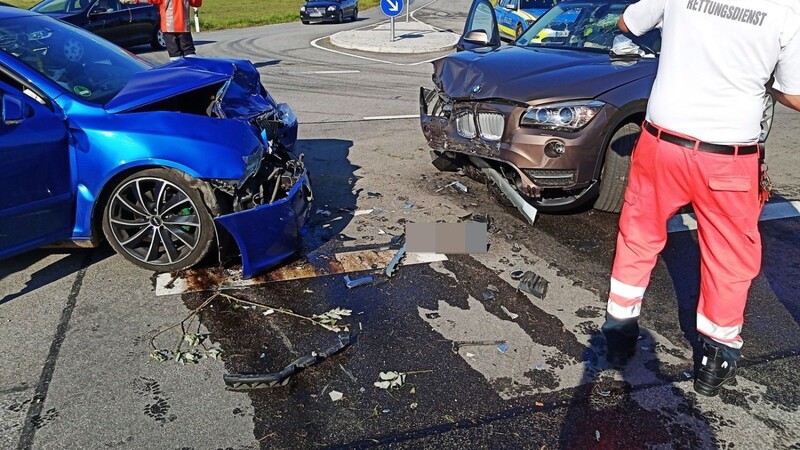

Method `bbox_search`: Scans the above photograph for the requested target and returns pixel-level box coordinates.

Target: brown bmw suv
[421,0,773,213]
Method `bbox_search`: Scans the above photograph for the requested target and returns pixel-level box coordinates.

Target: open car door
[457,0,501,51]
[0,81,74,260]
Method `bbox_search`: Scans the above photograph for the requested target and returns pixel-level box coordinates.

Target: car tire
[595,122,640,213]
[151,29,166,50]
[102,168,217,272]
[352,7,358,21]
[302,20,309,24]
[515,24,524,39]
[337,11,344,23]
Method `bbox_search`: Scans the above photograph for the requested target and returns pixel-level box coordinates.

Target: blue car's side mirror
[1,95,25,125]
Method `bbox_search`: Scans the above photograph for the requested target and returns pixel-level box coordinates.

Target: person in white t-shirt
[601,0,800,397]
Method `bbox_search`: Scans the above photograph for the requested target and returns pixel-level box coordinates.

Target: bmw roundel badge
[472,84,482,94]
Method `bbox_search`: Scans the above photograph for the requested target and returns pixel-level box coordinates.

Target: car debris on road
[223,333,354,390]
[518,271,549,299]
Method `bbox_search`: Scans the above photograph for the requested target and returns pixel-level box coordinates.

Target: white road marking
[667,200,800,233]
[301,70,361,74]
[362,114,419,120]
[308,0,450,67]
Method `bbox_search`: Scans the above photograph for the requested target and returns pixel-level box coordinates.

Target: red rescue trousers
[607,122,762,350]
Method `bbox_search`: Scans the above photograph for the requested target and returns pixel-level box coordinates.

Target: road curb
[329,21,458,54]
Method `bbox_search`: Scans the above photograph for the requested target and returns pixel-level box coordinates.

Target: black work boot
[694,341,737,397]
[602,314,639,367]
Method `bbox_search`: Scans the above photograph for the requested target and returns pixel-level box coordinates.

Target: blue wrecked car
[0,7,312,278]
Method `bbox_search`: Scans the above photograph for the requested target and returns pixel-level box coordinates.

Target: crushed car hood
[105,57,275,119]
[433,45,656,104]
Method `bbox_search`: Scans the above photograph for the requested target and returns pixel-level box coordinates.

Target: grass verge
[4,0,381,31]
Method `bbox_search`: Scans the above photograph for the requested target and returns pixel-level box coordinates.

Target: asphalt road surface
[2,0,799,448]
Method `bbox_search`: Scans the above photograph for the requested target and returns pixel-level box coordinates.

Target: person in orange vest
[123,0,203,60]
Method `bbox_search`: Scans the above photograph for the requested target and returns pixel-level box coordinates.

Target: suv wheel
[595,122,640,213]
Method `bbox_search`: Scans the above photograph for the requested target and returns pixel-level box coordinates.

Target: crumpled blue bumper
[214,171,312,279]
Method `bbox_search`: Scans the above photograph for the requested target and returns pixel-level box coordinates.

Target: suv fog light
[544,140,566,158]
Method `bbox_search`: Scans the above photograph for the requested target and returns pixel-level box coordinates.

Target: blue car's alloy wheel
[102,169,215,272]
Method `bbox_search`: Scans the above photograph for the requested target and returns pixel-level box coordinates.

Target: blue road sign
[381,0,404,17]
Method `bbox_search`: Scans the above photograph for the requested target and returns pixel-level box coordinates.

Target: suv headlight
[521,100,605,131]
[300,6,306,11]
[327,5,336,11]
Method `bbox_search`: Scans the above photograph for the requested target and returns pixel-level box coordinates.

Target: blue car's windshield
[0,15,150,104]
[516,1,661,55]
[32,0,92,14]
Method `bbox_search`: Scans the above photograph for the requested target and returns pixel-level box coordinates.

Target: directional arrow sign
[381,0,404,17]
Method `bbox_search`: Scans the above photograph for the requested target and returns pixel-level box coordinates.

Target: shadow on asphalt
[558,329,714,448]
[0,247,112,306]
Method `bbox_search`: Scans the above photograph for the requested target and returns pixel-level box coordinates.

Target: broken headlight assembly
[520,100,604,131]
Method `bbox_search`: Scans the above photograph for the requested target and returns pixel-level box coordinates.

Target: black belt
[643,122,759,155]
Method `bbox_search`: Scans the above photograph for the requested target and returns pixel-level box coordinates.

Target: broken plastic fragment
[683,371,692,380]
[404,203,414,209]
[354,209,374,216]
[223,334,354,390]
[344,275,374,289]
[498,344,509,353]
[487,284,500,293]
[518,271,548,299]
[510,270,525,280]
[500,305,519,320]
[385,243,407,277]
[482,290,495,302]
[410,402,418,410]
[598,390,611,397]
[262,309,275,316]
[511,243,522,253]
[596,430,601,442]
[329,390,343,401]
[451,181,468,193]
[316,209,332,217]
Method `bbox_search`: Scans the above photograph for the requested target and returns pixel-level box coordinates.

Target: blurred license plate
[310,12,322,17]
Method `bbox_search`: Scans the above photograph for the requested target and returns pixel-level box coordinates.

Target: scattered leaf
[206,348,223,360]
[149,349,171,362]
[409,386,416,395]
[535,401,544,407]
[374,380,392,389]
[444,415,456,423]
[374,371,406,389]
[380,371,400,381]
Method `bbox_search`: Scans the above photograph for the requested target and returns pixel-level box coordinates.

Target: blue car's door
[0,80,74,260]
[457,0,501,51]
